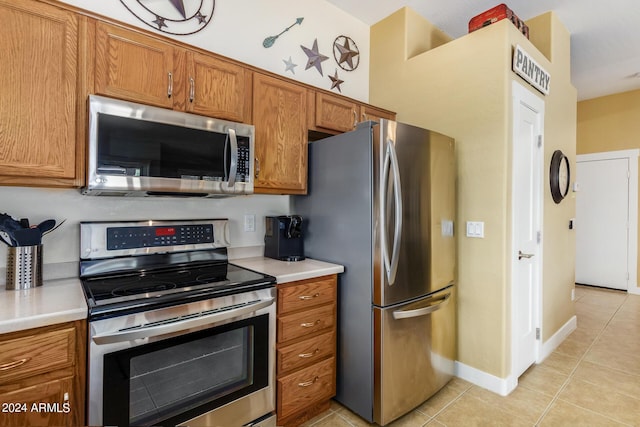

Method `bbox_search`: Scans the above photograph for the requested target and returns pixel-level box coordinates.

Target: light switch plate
[466,221,484,238]
[244,214,256,232]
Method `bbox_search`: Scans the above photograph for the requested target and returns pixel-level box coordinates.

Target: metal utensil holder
[6,245,43,290]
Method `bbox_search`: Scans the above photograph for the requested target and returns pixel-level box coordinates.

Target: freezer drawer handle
[298,376,319,387]
[392,292,451,320]
[298,293,320,300]
[300,320,321,328]
[298,348,320,358]
[92,297,275,345]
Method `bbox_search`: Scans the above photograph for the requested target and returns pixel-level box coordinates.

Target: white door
[512,82,543,379]
[575,158,629,290]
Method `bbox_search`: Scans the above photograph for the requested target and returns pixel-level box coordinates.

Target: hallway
[301,285,640,426]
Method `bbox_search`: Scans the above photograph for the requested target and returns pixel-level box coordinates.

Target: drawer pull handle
[0,358,29,371]
[298,348,320,358]
[298,293,320,300]
[300,320,321,328]
[298,376,319,387]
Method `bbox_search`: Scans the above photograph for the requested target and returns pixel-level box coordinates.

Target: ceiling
[326,0,640,101]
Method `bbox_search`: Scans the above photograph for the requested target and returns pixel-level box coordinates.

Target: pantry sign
[513,45,550,95]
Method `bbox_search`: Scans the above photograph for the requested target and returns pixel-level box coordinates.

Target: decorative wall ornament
[333,35,359,71]
[120,0,215,35]
[301,39,329,76]
[283,56,298,74]
[263,17,304,48]
[329,69,344,92]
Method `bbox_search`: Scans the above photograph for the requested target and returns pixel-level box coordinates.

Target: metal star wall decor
[120,0,216,36]
[283,56,298,74]
[329,69,344,92]
[301,39,329,76]
[333,35,360,71]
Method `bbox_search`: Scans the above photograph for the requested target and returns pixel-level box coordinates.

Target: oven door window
[103,314,269,426]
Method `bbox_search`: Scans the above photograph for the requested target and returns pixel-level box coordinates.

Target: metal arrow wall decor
[263,17,304,48]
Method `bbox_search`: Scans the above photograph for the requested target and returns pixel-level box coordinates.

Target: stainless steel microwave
[82,95,255,197]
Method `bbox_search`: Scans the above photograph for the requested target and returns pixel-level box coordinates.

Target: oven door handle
[92,297,275,345]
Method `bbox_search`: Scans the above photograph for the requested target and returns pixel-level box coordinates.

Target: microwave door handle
[227,128,238,188]
[92,297,275,345]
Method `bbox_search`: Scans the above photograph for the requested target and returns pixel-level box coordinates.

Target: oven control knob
[95,176,107,184]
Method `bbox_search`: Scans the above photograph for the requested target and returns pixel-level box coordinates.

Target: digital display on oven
[106,224,214,250]
[155,227,176,237]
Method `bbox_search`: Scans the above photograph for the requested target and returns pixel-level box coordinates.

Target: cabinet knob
[298,376,319,387]
[189,77,195,103]
[298,348,320,359]
[0,358,29,371]
[352,110,357,128]
[300,320,321,328]
[298,293,320,300]
[167,72,173,98]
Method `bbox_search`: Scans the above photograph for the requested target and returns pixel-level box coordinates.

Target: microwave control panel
[106,224,214,250]
[236,138,250,183]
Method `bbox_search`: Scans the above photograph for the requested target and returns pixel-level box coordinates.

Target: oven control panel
[80,219,229,259]
[107,224,214,250]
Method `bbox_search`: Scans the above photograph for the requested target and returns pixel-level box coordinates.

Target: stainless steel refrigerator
[294,120,456,425]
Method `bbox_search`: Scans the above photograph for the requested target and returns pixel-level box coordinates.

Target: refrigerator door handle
[382,139,403,285]
[392,292,451,320]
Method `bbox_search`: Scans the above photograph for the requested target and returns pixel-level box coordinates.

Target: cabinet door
[95,22,174,108]
[314,92,359,133]
[186,52,250,122]
[360,104,396,124]
[0,0,78,184]
[0,377,75,427]
[253,73,307,194]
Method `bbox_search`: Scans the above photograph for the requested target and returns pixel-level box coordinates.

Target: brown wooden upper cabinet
[310,92,395,134]
[0,0,83,187]
[253,73,308,194]
[94,22,250,123]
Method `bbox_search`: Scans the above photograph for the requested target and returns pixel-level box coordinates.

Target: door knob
[518,250,534,260]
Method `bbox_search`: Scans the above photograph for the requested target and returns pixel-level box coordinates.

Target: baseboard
[454,361,517,396]
[538,315,577,363]
[628,285,640,296]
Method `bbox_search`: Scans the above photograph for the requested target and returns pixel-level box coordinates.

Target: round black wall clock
[550,150,570,204]
[120,0,215,36]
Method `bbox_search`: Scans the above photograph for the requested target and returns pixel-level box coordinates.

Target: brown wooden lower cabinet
[0,320,86,427]
[276,275,337,427]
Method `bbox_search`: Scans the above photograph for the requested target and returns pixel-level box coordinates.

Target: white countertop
[0,278,87,335]
[232,257,344,284]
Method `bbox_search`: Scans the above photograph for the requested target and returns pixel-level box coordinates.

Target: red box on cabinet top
[468,3,529,39]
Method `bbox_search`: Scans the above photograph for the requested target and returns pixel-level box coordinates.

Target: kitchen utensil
[42,218,65,236]
[36,219,56,234]
[0,231,14,247]
[12,228,42,246]
[6,244,43,290]
[20,218,29,228]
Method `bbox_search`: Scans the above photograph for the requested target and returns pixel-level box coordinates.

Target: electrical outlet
[466,221,484,238]
[244,214,255,232]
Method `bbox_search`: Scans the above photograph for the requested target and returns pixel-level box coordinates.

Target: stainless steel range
[80,219,276,427]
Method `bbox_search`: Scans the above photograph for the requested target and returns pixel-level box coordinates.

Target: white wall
[59,0,370,101]
[0,187,288,267]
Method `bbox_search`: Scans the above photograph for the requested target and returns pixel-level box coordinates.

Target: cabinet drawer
[277,331,334,374]
[0,328,75,384]
[278,276,336,314]
[277,305,334,343]
[277,357,335,420]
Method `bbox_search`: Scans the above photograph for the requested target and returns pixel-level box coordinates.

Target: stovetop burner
[111,281,177,297]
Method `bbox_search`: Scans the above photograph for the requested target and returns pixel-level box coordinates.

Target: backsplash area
[0,186,289,278]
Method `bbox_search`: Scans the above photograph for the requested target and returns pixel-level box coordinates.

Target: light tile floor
[300,285,640,426]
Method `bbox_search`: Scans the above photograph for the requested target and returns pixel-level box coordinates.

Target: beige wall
[577,89,640,281]
[370,8,576,378]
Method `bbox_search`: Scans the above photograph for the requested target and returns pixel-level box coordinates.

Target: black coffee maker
[264,215,305,261]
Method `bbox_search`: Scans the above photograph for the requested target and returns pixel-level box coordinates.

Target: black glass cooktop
[81,262,275,319]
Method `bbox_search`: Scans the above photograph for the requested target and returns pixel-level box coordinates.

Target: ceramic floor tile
[332,405,376,427]
[558,378,640,425]
[553,335,593,359]
[385,410,431,427]
[595,330,640,354]
[442,377,473,394]
[577,291,627,309]
[305,412,357,427]
[433,394,530,427]
[465,384,553,424]
[414,381,466,417]
[517,363,569,396]
[572,360,640,398]
[540,351,580,375]
[538,400,628,426]
[584,342,640,376]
